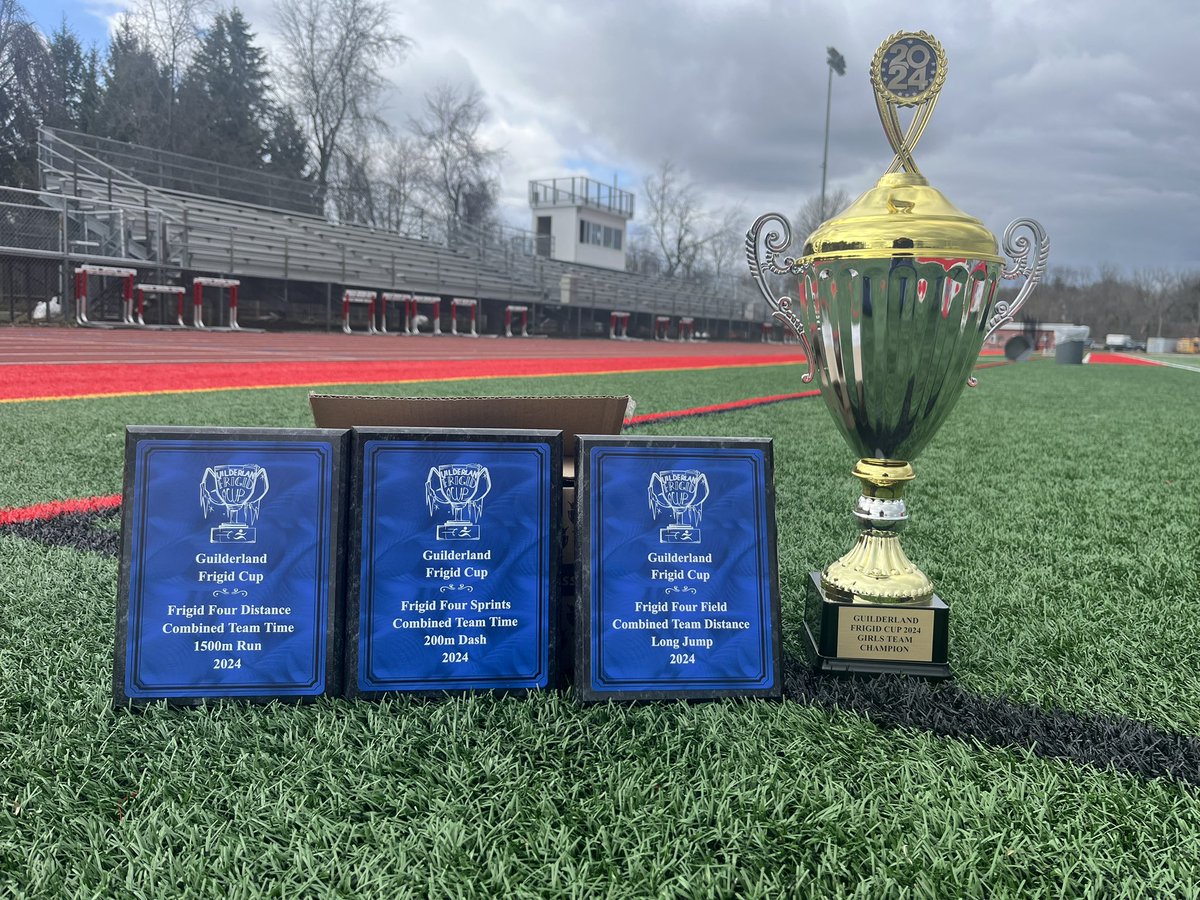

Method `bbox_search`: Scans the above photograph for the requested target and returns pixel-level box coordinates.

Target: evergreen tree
[178,8,270,168]
[263,104,310,180]
[99,18,171,148]
[44,20,85,130]
[77,48,102,135]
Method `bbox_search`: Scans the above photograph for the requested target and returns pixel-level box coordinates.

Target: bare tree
[127,0,210,149]
[381,135,428,234]
[793,187,850,246]
[642,160,706,279]
[129,0,209,85]
[408,82,502,231]
[625,228,663,276]
[275,0,410,204]
[1136,269,1187,338]
[638,161,751,282]
[0,0,51,187]
[700,203,746,283]
[328,146,378,226]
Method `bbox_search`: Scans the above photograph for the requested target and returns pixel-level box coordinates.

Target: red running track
[1085,352,1163,367]
[0,327,805,402]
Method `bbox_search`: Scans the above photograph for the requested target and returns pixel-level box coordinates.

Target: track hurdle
[74,265,136,326]
[504,305,529,337]
[133,283,186,327]
[678,317,695,342]
[654,316,671,341]
[411,295,442,335]
[379,292,411,335]
[342,290,379,335]
[610,311,631,340]
[192,277,241,329]
[761,322,775,343]
[450,298,478,336]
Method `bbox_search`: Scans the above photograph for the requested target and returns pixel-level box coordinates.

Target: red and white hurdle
[653,316,671,341]
[74,265,136,326]
[342,290,379,334]
[609,310,631,340]
[678,316,695,342]
[450,298,478,336]
[761,321,775,343]
[379,292,410,335]
[133,283,186,327]
[411,295,442,335]
[192,277,241,329]
[504,305,529,337]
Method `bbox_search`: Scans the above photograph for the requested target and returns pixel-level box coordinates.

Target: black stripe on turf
[783,656,1200,786]
[5,509,1198,786]
[0,509,121,556]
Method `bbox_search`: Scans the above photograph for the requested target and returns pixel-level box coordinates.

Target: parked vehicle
[1105,333,1144,351]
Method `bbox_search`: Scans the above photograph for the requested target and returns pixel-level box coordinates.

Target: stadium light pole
[820,46,846,220]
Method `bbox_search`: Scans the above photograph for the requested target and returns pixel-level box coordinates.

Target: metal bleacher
[33,127,758,331]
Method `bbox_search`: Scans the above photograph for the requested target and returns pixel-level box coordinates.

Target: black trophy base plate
[803,571,952,681]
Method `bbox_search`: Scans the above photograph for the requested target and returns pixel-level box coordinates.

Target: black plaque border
[345,426,562,699]
[574,435,783,703]
[114,426,349,707]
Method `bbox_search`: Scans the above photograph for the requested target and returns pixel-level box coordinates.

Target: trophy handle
[970,217,1049,387]
[745,213,815,384]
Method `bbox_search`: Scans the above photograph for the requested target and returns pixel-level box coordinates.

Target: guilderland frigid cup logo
[200,464,270,544]
[426,464,492,540]
[648,470,709,544]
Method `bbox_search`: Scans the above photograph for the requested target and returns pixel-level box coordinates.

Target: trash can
[1004,335,1033,362]
[1056,340,1085,365]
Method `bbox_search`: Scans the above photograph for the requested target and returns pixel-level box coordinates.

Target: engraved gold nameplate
[836,607,935,662]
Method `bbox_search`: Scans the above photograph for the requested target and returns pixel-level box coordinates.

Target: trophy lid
[800,32,1001,265]
[800,172,1001,264]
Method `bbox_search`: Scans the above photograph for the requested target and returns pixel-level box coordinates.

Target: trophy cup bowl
[746,31,1048,676]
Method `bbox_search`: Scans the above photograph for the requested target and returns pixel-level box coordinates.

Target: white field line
[1155,359,1200,374]
[1106,352,1200,374]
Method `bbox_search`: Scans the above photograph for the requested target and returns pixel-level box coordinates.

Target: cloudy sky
[34,0,1200,274]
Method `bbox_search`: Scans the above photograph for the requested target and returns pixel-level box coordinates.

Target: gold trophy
[746,31,1048,678]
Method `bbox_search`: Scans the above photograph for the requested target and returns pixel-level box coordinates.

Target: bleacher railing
[0,186,178,267]
[40,128,321,217]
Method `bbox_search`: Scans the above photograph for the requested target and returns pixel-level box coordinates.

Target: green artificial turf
[0,364,801,509]
[4,359,1200,897]
[3,537,1200,898]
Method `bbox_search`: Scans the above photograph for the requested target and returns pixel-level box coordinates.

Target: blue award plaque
[347,427,561,697]
[575,436,782,701]
[114,427,348,706]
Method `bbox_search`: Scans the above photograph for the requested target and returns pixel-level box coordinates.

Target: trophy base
[803,572,951,680]
[660,525,701,543]
[211,526,256,543]
[437,522,480,540]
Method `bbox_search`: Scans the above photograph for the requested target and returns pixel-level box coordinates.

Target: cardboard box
[309,393,633,553]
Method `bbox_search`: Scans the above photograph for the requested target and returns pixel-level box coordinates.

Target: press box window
[579,220,623,250]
